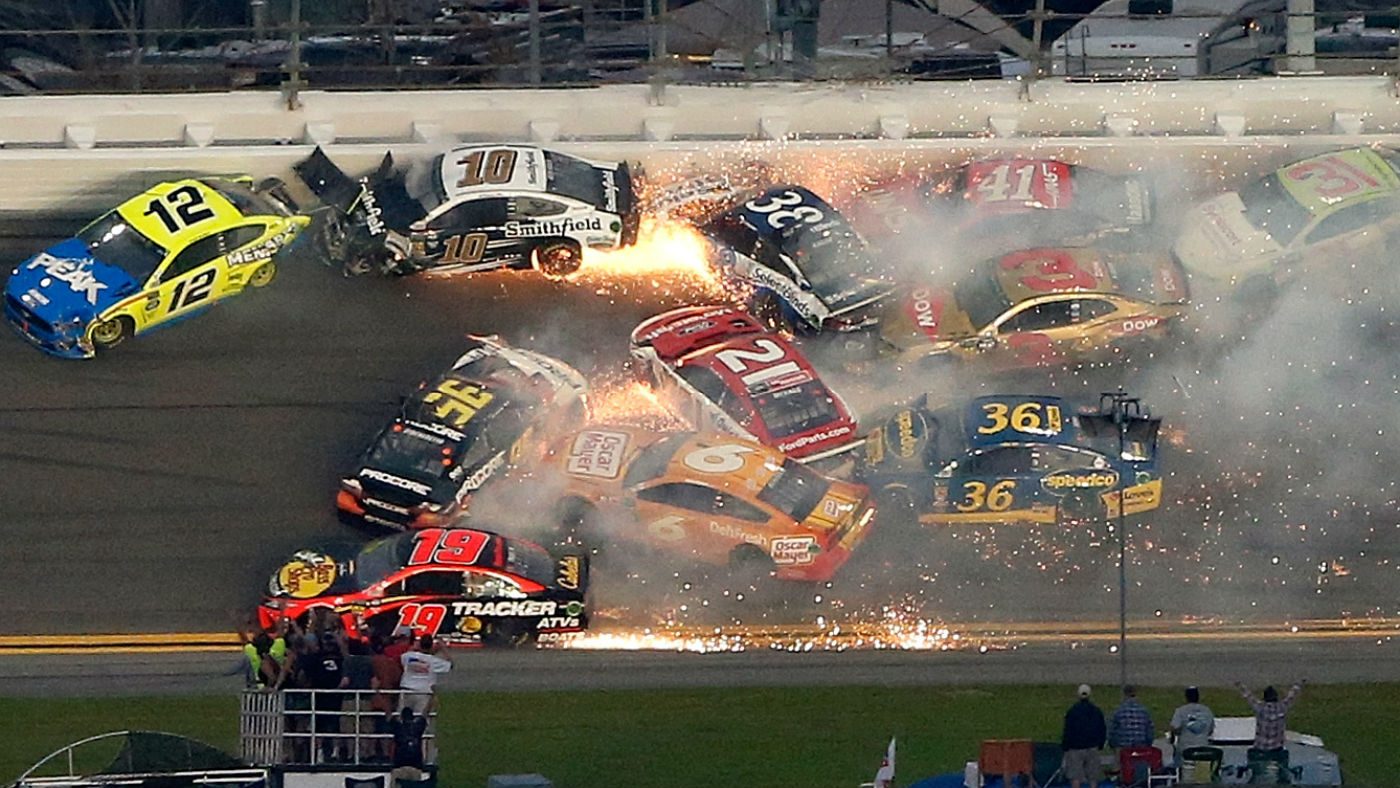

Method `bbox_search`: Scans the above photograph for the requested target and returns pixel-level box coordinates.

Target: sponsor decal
[360,468,434,496]
[363,498,412,516]
[1200,201,1242,247]
[537,616,582,629]
[709,521,767,547]
[566,430,629,478]
[504,216,604,239]
[677,320,715,337]
[277,552,338,598]
[771,535,819,565]
[742,262,823,323]
[1042,470,1120,491]
[363,514,402,528]
[889,410,920,459]
[22,289,50,306]
[1157,266,1181,295]
[523,150,540,184]
[358,180,387,237]
[452,600,557,617]
[635,307,735,344]
[904,288,945,338]
[932,483,949,505]
[1123,181,1146,223]
[461,451,506,492]
[1040,163,1063,209]
[822,498,841,518]
[777,424,853,453]
[601,169,619,213]
[457,616,483,634]
[1119,316,1162,334]
[557,555,582,590]
[26,255,108,305]
[227,227,299,266]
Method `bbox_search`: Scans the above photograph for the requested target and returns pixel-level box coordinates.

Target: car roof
[683,332,817,397]
[437,144,551,201]
[1273,147,1400,216]
[990,247,1122,303]
[657,433,787,497]
[960,394,1079,449]
[115,179,247,252]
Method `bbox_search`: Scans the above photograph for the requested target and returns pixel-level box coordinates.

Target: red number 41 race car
[258,527,588,647]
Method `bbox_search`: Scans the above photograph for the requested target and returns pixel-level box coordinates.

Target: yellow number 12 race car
[5,177,309,358]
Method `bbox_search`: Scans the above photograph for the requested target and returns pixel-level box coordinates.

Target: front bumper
[3,296,93,359]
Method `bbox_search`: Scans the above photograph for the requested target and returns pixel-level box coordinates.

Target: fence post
[1284,0,1317,74]
[282,0,305,110]
[529,0,542,85]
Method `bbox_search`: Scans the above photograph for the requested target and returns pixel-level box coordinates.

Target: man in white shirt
[1170,686,1216,752]
[399,635,452,715]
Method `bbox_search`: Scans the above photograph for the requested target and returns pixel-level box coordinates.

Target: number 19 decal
[395,603,447,635]
[409,529,490,566]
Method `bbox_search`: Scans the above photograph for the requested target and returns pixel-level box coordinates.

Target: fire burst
[572,218,729,299]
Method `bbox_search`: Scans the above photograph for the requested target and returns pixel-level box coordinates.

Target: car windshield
[752,381,842,439]
[78,211,167,282]
[206,179,269,216]
[622,434,686,488]
[545,151,605,207]
[954,273,1013,331]
[366,426,454,484]
[504,539,555,585]
[1239,173,1313,245]
[781,219,875,295]
[354,533,413,588]
[757,459,832,521]
[405,154,448,214]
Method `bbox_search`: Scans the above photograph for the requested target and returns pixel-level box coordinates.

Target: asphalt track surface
[2,148,1399,688]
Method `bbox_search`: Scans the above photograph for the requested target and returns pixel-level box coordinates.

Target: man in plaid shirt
[1108,685,1155,748]
[1237,681,1305,752]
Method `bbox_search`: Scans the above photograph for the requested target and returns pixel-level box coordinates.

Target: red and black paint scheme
[258,527,589,647]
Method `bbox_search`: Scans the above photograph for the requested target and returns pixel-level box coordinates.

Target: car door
[1297,199,1392,284]
[633,481,722,554]
[423,198,511,267]
[950,446,1034,520]
[141,232,233,329]
[1030,444,1117,513]
[989,296,1083,366]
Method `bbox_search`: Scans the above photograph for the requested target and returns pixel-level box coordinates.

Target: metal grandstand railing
[239,689,438,768]
[0,2,1392,96]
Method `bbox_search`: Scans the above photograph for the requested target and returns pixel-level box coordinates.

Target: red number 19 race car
[258,527,588,647]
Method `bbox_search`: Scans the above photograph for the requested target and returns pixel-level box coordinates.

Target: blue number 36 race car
[859,392,1163,528]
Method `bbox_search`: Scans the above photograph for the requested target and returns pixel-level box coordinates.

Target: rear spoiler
[293,147,420,238]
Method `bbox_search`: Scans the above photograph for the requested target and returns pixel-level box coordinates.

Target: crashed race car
[546,426,877,582]
[4,177,308,358]
[844,157,1153,256]
[337,335,588,530]
[295,144,639,278]
[859,392,1162,527]
[877,245,1188,370]
[258,526,589,647]
[702,185,895,336]
[630,305,862,463]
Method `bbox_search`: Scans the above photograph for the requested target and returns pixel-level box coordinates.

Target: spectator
[1236,681,1304,754]
[1108,685,1155,749]
[1060,684,1107,788]
[342,638,376,763]
[1170,686,1216,752]
[275,626,314,763]
[399,635,452,715]
[384,626,414,661]
[299,632,348,763]
[370,635,405,762]
[387,706,430,788]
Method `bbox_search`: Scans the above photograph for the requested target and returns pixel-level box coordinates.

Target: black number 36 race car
[296,144,640,278]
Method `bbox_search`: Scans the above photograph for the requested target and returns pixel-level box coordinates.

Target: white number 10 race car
[296,144,640,278]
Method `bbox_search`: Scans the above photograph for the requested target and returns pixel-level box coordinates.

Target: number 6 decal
[683,444,753,473]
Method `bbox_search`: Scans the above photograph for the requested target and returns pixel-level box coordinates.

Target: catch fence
[239,689,438,767]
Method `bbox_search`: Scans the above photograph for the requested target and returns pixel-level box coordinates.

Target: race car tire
[728,543,775,579]
[533,241,583,279]
[1056,492,1103,528]
[249,261,277,288]
[481,619,533,649]
[90,316,133,349]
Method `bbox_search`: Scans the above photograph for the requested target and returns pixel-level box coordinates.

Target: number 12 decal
[169,269,216,313]
[144,185,217,234]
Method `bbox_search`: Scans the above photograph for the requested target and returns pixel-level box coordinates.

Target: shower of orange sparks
[588,379,691,431]
[573,218,729,299]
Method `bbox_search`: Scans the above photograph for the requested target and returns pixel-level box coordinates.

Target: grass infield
[3,684,1397,787]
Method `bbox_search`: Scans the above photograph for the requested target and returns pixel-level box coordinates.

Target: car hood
[878,284,975,350]
[5,238,139,324]
[266,544,361,599]
[1172,192,1282,282]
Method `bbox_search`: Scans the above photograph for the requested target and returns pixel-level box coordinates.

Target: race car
[257,526,589,647]
[877,246,1188,370]
[296,144,639,278]
[546,427,877,582]
[859,392,1162,527]
[629,305,861,463]
[844,157,1152,255]
[701,185,895,336]
[4,177,309,358]
[337,335,588,530]
[1172,146,1400,292]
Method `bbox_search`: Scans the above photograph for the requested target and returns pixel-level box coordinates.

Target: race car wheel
[90,316,132,349]
[533,241,583,279]
[249,261,277,288]
[481,619,532,649]
[729,544,775,579]
[1056,492,1102,528]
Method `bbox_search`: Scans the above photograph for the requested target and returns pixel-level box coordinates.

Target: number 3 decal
[683,444,753,473]
[745,190,824,230]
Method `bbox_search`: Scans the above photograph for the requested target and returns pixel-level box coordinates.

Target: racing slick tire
[249,261,277,288]
[1056,492,1103,528]
[533,240,583,279]
[90,316,133,350]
